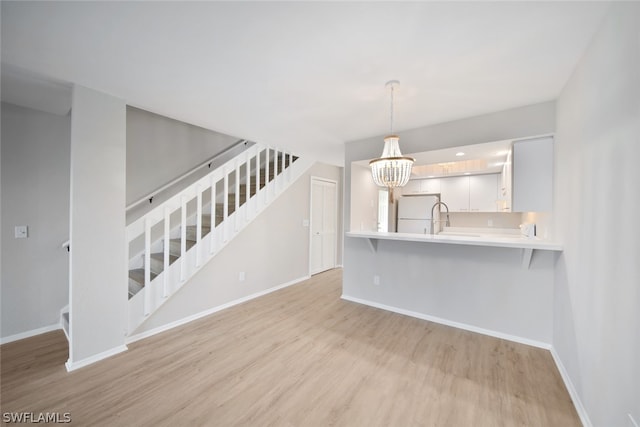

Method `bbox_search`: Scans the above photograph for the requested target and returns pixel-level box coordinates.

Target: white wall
[1,102,70,340]
[126,106,238,206]
[68,86,127,367]
[349,164,380,232]
[554,3,640,426]
[343,102,557,345]
[133,162,344,335]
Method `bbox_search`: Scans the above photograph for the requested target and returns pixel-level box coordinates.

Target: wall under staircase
[125,143,314,334]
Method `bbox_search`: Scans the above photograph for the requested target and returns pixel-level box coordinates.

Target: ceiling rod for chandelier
[369,80,415,202]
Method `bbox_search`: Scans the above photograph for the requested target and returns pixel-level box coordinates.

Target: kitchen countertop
[346,230,563,251]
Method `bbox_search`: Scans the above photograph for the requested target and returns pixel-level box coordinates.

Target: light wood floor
[1,269,579,426]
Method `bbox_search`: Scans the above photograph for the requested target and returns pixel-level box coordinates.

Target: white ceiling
[1,1,610,165]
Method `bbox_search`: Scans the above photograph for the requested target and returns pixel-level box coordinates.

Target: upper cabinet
[439,174,499,213]
[469,174,498,212]
[401,179,422,195]
[512,136,554,212]
[401,178,441,195]
[404,174,500,213]
[440,176,471,212]
[421,178,441,194]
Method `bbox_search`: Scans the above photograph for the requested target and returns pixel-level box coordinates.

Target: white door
[310,178,337,275]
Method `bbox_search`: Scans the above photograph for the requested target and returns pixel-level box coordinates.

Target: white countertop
[346,230,563,251]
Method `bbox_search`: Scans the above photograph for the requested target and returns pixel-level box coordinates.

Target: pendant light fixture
[369,80,415,195]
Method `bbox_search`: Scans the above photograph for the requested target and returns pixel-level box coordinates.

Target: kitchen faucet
[429,201,451,234]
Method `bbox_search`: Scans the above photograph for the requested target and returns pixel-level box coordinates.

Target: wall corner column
[67,85,127,369]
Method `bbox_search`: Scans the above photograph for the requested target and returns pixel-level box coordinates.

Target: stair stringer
[127,154,314,334]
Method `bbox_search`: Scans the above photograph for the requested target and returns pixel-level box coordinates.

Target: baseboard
[550,347,592,427]
[340,294,552,350]
[0,323,61,345]
[65,345,128,372]
[127,275,311,344]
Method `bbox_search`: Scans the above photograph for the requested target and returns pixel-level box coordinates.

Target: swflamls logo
[2,412,72,423]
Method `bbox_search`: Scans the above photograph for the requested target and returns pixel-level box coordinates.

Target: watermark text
[2,412,71,424]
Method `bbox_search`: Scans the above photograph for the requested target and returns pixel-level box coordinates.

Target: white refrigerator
[397,195,440,234]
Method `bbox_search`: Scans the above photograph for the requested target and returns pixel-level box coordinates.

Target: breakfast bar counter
[346,230,562,268]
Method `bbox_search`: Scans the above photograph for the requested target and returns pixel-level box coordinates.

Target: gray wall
[1,102,70,340]
[134,162,344,335]
[127,107,238,206]
[554,3,640,426]
[343,102,557,344]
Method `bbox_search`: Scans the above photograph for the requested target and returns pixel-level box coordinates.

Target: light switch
[15,226,28,239]
[302,219,310,227]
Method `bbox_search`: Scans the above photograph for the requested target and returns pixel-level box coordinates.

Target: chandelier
[369,80,414,192]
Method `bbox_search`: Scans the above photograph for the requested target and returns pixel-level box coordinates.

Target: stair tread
[185,225,211,230]
[169,238,196,256]
[170,238,196,245]
[129,268,158,283]
[150,253,178,263]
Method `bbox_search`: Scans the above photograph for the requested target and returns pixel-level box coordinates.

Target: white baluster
[223,170,229,242]
[246,152,251,221]
[265,148,270,204]
[274,148,279,194]
[163,206,170,298]
[210,176,216,255]
[144,217,151,316]
[196,185,202,267]
[286,152,292,182]
[281,151,286,187]
[256,149,261,190]
[180,195,187,282]
[235,160,240,231]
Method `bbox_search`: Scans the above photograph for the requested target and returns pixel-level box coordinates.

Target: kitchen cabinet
[440,174,499,213]
[401,179,422,195]
[469,174,498,212]
[512,136,553,212]
[401,178,441,195]
[420,178,441,194]
[440,176,470,212]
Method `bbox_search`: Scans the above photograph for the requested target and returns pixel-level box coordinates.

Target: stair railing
[126,142,306,332]
[126,139,252,212]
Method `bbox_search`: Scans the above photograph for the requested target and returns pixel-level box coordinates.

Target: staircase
[126,144,311,333]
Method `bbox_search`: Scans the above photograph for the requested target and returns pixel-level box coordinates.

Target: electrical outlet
[239,272,245,282]
[14,225,28,239]
[373,275,380,286]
